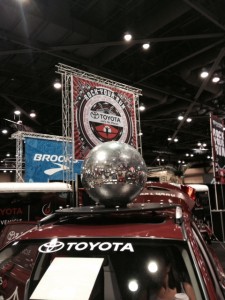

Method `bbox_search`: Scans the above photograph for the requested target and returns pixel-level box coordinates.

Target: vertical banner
[73,76,137,159]
[25,138,83,182]
[210,114,225,183]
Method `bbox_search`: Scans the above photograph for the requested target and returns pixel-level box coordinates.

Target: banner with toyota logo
[73,76,137,159]
[25,138,83,182]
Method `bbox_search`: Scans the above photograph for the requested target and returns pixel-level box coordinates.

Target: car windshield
[0,238,202,300]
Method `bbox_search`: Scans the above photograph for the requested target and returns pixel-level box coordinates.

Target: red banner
[210,114,225,183]
[73,76,137,159]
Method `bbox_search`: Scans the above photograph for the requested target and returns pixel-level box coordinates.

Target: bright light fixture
[139,103,146,111]
[14,110,21,115]
[186,117,192,122]
[174,137,178,142]
[178,115,184,121]
[200,69,209,78]
[29,110,36,118]
[212,75,220,83]
[142,43,150,50]
[1,129,8,134]
[124,33,132,42]
[53,79,62,89]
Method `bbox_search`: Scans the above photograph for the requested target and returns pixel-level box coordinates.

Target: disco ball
[81,141,148,207]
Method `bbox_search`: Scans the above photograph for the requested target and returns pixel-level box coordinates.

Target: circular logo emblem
[7,231,18,241]
[39,241,65,253]
[77,87,133,150]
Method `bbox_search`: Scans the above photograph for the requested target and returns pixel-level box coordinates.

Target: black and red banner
[210,114,225,183]
[73,76,137,159]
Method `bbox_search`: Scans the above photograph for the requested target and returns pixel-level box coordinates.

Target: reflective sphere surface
[81,141,147,207]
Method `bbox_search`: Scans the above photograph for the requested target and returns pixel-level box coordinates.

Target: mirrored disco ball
[81,141,148,207]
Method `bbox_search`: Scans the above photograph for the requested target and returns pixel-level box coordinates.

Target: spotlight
[142,43,150,50]
[178,115,184,121]
[29,110,36,118]
[200,69,209,79]
[139,103,146,111]
[212,74,220,83]
[53,79,62,89]
[14,109,21,115]
[167,136,172,141]
[186,117,192,123]
[1,129,8,134]
[124,33,132,42]
[174,137,178,142]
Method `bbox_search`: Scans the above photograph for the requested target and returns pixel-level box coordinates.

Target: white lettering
[67,242,77,250]
[89,242,101,251]
[48,241,134,252]
[75,242,88,251]
[120,243,134,252]
[98,242,112,251]
[112,242,123,251]
[33,154,71,162]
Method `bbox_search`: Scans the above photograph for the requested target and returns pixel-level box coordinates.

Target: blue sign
[25,138,83,182]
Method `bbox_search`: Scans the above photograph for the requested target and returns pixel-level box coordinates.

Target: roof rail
[38,203,184,226]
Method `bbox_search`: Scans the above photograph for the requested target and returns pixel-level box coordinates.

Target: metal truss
[57,63,142,96]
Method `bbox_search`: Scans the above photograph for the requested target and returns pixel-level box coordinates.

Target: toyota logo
[90,111,99,119]
[7,231,18,241]
[39,241,65,253]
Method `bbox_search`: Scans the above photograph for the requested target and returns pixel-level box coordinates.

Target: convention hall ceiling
[0,0,225,171]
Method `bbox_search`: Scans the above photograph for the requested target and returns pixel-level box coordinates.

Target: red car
[0,182,225,300]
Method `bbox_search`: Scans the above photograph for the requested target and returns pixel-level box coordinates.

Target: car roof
[18,202,187,242]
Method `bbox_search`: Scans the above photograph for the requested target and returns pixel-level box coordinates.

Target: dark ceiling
[1,0,225,172]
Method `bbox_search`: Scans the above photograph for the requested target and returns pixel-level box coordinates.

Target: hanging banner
[210,114,225,183]
[25,138,83,182]
[73,76,137,159]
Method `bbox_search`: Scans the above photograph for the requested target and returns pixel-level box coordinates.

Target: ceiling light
[186,117,192,122]
[29,110,36,118]
[167,136,172,141]
[1,129,8,134]
[53,79,62,89]
[200,68,209,79]
[178,115,184,121]
[212,74,220,83]
[14,109,21,115]
[139,103,146,111]
[124,33,132,42]
[6,153,10,157]
[174,137,178,142]
[142,43,150,50]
